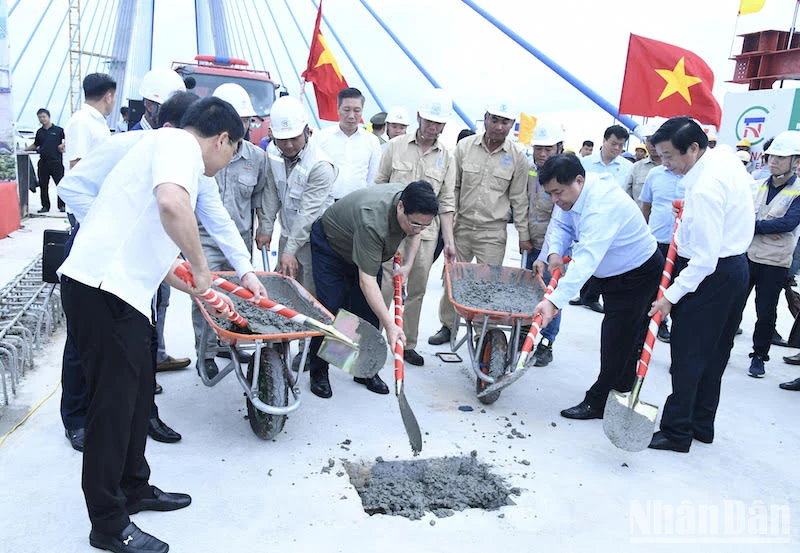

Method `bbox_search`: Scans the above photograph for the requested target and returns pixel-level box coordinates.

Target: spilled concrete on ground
[345,451,520,520]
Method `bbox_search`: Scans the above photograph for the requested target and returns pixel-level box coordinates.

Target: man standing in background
[23,108,65,213]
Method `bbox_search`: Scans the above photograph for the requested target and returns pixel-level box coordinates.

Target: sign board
[719,88,800,171]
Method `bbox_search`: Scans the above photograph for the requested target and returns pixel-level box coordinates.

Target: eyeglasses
[405,211,431,230]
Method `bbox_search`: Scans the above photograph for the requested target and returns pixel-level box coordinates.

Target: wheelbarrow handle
[516,255,571,369]
[635,200,684,379]
[261,245,270,272]
[173,263,248,328]
[178,261,358,349]
[393,253,405,395]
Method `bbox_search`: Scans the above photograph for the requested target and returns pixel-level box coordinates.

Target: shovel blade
[318,309,388,378]
[602,390,659,452]
[398,389,423,455]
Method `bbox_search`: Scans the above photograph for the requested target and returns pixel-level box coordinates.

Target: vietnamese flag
[302,0,348,121]
[619,34,721,127]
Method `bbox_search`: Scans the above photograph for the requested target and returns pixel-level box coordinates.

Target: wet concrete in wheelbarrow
[224,275,332,335]
[344,451,520,520]
[451,279,539,314]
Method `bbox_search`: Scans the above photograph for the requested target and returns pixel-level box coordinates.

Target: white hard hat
[486,101,517,120]
[737,150,751,163]
[531,120,566,146]
[641,121,662,138]
[139,68,186,104]
[212,83,257,118]
[417,89,452,124]
[765,131,800,157]
[386,106,409,126]
[269,96,308,139]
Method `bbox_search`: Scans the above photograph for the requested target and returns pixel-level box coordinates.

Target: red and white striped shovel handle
[393,253,405,391]
[636,199,684,379]
[173,262,248,328]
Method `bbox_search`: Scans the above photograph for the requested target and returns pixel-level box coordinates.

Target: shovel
[603,200,684,452]
[172,263,250,329]
[476,256,569,398]
[392,253,423,454]
[176,261,387,378]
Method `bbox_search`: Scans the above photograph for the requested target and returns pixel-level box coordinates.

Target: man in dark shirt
[24,108,65,212]
[307,180,439,398]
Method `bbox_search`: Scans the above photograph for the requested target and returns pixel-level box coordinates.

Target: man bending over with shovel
[308,180,439,398]
[532,154,663,420]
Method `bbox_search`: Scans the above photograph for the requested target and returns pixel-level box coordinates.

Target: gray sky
[10,0,800,147]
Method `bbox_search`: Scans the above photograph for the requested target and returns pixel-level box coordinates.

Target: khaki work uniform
[192,141,268,359]
[527,165,554,250]
[374,133,455,349]
[438,133,531,329]
[625,158,657,208]
[261,139,337,295]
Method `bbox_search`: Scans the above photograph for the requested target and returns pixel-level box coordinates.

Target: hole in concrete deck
[345,451,519,520]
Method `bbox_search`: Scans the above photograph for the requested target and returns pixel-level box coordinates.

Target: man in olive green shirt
[308,181,440,398]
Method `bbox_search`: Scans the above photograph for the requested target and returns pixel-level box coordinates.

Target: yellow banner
[518,113,537,145]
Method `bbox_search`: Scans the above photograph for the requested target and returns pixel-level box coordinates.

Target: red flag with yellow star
[302,0,348,121]
[619,34,721,127]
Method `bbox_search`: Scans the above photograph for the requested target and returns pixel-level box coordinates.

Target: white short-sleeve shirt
[59,128,205,318]
[63,103,111,166]
[315,125,381,199]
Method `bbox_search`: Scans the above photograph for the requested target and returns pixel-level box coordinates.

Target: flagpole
[788,0,799,49]
[729,14,739,60]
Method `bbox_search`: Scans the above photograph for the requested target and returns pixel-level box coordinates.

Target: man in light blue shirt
[532,154,662,420]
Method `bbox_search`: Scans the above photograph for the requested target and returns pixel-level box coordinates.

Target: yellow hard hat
[635,144,647,151]
[737,138,751,148]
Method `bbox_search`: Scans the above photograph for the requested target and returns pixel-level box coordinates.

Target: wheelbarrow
[444,259,549,405]
[192,270,336,440]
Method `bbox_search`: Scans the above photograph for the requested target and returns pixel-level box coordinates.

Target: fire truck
[172,55,278,146]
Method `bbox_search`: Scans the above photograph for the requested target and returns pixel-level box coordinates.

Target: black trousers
[60,228,160,431]
[38,158,64,210]
[308,219,381,376]
[60,277,153,535]
[747,259,788,359]
[660,254,749,445]
[584,249,663,407]
[579,277,601,304]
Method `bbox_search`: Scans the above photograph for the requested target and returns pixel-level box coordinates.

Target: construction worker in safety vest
[191,83,269,380]
[524,119,567,367]
[385,106,410,141]
[375,88,456,366]
[260,96,338,370]
[741,131,800,380]
[428,101,532,346]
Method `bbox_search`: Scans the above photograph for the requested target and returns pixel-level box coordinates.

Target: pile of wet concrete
[451,279,539,314]
[346,451,519,520]
[223,274,331,336]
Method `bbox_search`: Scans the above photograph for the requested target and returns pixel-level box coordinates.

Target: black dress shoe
[585,301,604,313]
[353,374,390,394]
[568,298,583,306]
[560,400,603,420]
[217,348,252,363]
[779,377,800,391]
[427,326,451,345]
[89,522,168,553]
[148,417,181,443]
[292,354,311,372]
[154,383,163,395]
[65,427,85,452]
[771,331,790,348]
[310,371,332,398]
[693,432,714,444]
[648,430,690,452]
[404,349,424,366]
[197,358,219,379]
[127,486,192,514]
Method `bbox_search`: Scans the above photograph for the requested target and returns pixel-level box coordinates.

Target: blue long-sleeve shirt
[755,175,800,235]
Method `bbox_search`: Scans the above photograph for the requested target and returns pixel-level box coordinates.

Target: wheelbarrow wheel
[245,348,288,440]
[476,328,507,405]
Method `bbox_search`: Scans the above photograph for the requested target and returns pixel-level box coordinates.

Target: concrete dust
[451,279,538,314]
[224,275,331,335]
[345,451,517,520]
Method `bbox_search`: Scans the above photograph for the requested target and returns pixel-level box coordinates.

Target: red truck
[172,55,278,147]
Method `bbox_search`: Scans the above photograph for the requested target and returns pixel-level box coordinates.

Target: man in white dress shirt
[648,117,754,453]
[532,153,662,421]
[314,87,381,200]
[58,97,266,553]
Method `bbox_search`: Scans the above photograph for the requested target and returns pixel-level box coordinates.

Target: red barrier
[0,181,21,239]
